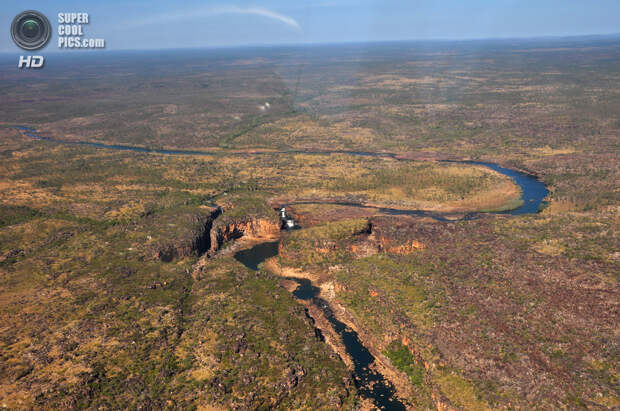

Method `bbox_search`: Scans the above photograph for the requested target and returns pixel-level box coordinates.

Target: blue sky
[2,0,619,51]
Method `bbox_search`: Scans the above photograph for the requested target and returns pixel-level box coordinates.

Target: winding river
[15,125,549,409]
[14,126,549,216]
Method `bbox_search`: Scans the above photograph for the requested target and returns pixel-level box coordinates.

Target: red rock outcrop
[208,218,280,256]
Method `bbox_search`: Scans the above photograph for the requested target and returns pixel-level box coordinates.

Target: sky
[1,0,619,52]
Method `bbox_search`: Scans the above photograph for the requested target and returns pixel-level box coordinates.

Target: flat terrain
[0,37,618,409]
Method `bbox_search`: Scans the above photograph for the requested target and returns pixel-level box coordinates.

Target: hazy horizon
[2,1,620,52]
[1,32,619,56]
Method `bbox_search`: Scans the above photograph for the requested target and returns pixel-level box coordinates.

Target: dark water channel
[465,161,549,215]
[15,126,548,215]
[16,125,549,410]
[283,162,549,220]
[234,241,406,411]
[13,125,550,219]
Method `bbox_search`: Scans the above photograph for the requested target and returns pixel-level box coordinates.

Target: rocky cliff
[208,218,280,256]
[153,207,222,262]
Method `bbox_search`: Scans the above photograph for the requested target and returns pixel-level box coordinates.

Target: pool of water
[233,241,279,270]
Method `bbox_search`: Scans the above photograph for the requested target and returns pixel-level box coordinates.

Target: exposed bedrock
[154,207,222,262]
[208,217,280,256]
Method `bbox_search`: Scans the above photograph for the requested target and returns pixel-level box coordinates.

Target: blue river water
[14,126,549,217]
[15,125,548,410]
[466,161,549,215]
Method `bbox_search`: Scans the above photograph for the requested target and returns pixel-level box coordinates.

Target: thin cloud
[135,5,301,30]
[228,6,301,30]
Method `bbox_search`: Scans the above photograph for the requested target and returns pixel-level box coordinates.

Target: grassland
[0,138,369,407]
[277,213,618,408]
[0,37,619,409]
[0,128,520,407]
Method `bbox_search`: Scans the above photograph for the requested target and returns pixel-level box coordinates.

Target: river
[15,125,548,409]
[15,126,548,216]
[234,241,407,410]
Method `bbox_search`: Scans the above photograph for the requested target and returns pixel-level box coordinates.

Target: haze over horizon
[2,1,619,52]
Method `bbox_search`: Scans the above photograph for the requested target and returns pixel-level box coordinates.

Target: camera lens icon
[11,11,51,50]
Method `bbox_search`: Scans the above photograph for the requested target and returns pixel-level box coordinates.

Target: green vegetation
[280,219,369,269]
[308,160,521,211]
[436,373,488,410]
[0,205,40,228]
[0,144,363,408]
[278,214,618,408]
[384,342,425,387]
[1,37,619,409]
[175,258,356,409]
[0,189,355,408]
[216,193,278,226]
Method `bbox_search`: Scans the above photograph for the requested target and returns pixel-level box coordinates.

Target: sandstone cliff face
[378,236,425,255]
[154,207,222,262]
[346,219,425,257]
[208,218,280,256]
[369,216,425,255]
[152,205,281,261]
